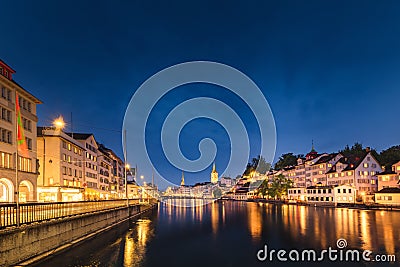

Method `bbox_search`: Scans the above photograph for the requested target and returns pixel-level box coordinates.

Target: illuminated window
[347,171,352,176]
[371,180,376,185]
[363,163,369,168]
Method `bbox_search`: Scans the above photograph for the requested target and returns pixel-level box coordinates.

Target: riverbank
[13,203,158,267]
[221,198,400,211]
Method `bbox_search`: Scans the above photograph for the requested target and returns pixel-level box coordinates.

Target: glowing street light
[53,116,65,129]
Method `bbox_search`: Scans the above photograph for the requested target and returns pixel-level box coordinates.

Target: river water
[39,201,399,267]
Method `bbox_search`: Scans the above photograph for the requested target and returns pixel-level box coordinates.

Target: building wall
[375,193,400,205]
[37,129,85,201]
[0,66,40,202]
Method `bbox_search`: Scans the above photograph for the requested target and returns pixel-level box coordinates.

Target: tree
[274,153,298,170]
[340,142,379,160]
[243,155,271,176]
[378,145,400,169]
[259,174,293,199]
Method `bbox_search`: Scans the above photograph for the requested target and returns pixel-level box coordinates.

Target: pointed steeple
[311,140,316,152]
[180,171,185,186]
[212,161,217,173]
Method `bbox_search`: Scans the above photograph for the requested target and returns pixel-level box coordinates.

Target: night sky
[1,1,400,185]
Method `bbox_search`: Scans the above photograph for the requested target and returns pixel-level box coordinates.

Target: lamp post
[41,116,65,201]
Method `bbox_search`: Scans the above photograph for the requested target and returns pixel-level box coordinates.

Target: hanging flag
[16,92,29,157]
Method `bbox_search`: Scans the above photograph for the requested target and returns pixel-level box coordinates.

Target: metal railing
[0,199,139,229]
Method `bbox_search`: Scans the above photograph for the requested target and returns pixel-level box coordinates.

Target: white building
[326,151,382,198]
[306,185,356,205]
[70,133,102,200]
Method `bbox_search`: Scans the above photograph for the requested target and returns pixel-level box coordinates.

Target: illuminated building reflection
[123,219,153,267]
[247,202,262,241]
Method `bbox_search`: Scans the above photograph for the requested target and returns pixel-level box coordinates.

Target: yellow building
[375,187,400,205]
[0,59,41,202]
[211,162,218,184]
[37,127,85,202]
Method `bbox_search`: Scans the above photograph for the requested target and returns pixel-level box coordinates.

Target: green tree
[243,155,271,175]
[212,187,222,198]
[340,142,379,160]
[274,153,298,170]
[378,145,400,169]
[259,174,293,199]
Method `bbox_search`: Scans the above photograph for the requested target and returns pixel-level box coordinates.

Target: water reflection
[123,219,153,267]
[41,201,400,267]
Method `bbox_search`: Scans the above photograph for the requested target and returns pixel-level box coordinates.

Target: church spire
[311,139,316,152]
[211,162,218,184]
[180,171,185,186]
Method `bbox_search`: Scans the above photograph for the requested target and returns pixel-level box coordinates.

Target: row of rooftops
[37,126,123,163]
[268,147,390,176]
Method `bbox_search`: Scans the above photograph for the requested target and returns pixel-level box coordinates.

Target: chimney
[366,147,371,152]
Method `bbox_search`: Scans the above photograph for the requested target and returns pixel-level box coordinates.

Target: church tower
[180,171,185,186]
[211,162,218,184]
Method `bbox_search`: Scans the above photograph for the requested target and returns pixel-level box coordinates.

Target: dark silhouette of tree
[378,145,400,169]
[274,153,298,170]
[243,155,271,175]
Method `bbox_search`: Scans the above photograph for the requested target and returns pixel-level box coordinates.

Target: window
[347,171,352,176]
[67,143,71,151]
[74,147,78,154]
[67,155,71,163]
[0,128,12,144]
[363,163,369,168]
[68,168,72,176]
[371,180,376,185]
[1,87,12,101]
[343,189,346,193]
[1,107,12,122]
[63,154,67,162]
[349,189,352,193]
[338,189,341,193]
[62,166,67,175]
[26,137,32,150]
[367,157,370,161]
[0,152,12,168]
[18,156,32,172]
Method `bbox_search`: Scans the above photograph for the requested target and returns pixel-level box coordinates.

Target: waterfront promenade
[0,199,157,266]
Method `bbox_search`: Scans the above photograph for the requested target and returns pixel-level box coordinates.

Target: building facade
[37,127,85,201]
[0,59,41,202]
[326,151,382,198]
[376,161,400,190]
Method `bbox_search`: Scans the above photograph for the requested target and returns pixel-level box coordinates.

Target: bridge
[0,199,157,266]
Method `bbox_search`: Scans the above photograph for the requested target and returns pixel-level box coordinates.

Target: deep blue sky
[1,1,400,185]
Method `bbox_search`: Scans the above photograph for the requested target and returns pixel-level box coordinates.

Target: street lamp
[53,116,65,129]
[42,116,66,189]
